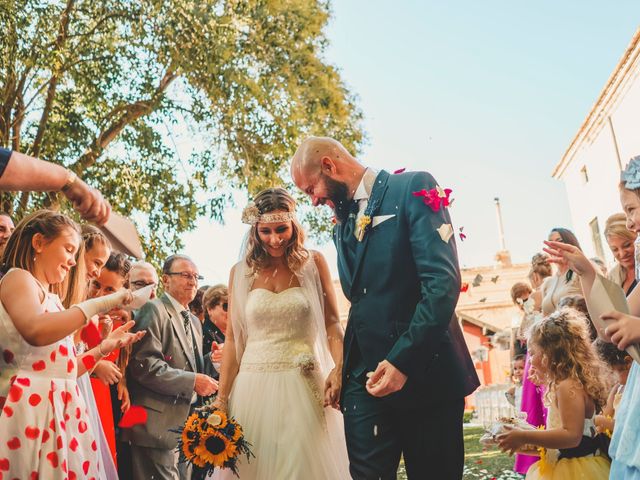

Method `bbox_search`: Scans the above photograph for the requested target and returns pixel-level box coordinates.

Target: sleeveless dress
[213,287,350,479]
[525,394,610,479]
[0,271,101,478]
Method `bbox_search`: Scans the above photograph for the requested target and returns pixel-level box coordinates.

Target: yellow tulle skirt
[525,454,610,479]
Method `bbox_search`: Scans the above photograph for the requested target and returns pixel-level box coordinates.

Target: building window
[580,165,589,184]
[589,217,605,261]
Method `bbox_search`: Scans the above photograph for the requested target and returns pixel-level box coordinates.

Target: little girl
[594,340,633,436]
[506,354,525,414]
[497,308,611,479]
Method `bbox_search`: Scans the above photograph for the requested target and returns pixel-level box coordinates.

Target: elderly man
[0,213,15,257]
[125,254,218,480]
[129,261,159,299]
[292,137,479,480]
[0,147,110,224]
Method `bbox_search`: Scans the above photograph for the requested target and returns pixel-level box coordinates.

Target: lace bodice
[240,287,317,370]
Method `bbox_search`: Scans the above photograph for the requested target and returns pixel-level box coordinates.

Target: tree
[0,0,363,263]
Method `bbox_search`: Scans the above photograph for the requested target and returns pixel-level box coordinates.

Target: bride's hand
[211,396,228,413]
[324,367,342,410]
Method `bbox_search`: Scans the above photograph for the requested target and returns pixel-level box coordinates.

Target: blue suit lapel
[350,170,390,295]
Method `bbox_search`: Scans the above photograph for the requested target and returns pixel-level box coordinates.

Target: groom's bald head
[290,136,365,221]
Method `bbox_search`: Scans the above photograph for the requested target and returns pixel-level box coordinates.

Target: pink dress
[0,271,100,479]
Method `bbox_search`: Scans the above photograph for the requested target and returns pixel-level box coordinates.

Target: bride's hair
[245,187,309,273]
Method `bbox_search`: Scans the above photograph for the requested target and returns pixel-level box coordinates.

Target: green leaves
[0,0,363,264]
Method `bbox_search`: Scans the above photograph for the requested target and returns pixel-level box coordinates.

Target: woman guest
[202,284,229,374]
[0,210,143,478]
[605,212,638,296]
[541,228,583,316]
[84,252,133,468]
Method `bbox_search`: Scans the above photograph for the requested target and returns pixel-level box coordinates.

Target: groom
[292,137,479,479]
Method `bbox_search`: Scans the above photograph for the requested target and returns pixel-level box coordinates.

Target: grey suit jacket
[122,293,204,449]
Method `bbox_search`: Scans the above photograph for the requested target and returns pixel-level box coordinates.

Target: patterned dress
[0,270,100,479]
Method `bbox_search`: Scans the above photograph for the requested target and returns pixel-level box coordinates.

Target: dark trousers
[343,367,465,480]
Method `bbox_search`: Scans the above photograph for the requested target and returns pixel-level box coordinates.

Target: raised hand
[542,241,595,277]
[496,425,525,456]
[365,360,407,397]
[324,367,342,409]
[602,310,640,350]
[63,177,111,225]
[100,320,146,354]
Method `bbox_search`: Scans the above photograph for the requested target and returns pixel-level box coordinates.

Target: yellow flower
[194,430,238,467]
[356,215,372,241]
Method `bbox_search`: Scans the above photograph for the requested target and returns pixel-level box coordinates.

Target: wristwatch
[61,170,77,192]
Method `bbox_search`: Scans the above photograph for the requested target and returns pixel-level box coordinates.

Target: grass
[396,426,523,480]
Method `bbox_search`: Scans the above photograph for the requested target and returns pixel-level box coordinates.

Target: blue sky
[185,1,640,284]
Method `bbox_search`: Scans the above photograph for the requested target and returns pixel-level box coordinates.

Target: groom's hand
[365,360,407,397]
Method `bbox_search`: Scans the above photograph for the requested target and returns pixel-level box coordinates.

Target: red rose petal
[69,437,79,452]
[46,451,59,468]
[7,384,22,402]
[83,460,90,475]
[81,322,101,347]
[459,232,467,241]
[58,344,68,356]
[7,437,20,450]
[78,421,87,433]
[25,426,40,440]
[32,360,46,371]
[81,355,96,371]
[393,168,406,174]
[2,349,14,364]
[118,405,148,428]
[0,458,9,471]
[460,282,469,293]
[28,394,42,407]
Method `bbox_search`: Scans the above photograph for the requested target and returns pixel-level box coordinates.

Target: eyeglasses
[131,280,157,289]
[220,302,228,312]
[166,271,204,282]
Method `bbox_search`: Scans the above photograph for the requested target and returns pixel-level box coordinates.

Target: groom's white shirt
[353,168,394,235]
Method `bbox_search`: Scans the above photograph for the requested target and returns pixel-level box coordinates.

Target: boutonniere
[356,215,372,241]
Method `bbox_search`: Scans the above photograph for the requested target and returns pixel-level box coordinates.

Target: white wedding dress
[213,286,350,479]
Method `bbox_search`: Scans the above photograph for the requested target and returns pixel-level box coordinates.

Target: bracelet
[61,170,77,192]
[98,341,109,357]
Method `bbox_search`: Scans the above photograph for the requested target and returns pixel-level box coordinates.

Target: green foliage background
[0,0,364,264]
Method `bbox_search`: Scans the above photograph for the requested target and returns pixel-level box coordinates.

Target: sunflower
[194,429,238,467]
[230,421,243,442]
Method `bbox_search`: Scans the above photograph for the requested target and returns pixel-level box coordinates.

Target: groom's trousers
[343,349,465,480]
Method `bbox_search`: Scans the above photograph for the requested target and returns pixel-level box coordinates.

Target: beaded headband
[241,202,296,226]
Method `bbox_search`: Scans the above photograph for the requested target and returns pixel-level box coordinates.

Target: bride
[212,187,350,479]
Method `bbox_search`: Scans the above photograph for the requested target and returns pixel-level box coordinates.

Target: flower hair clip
[621,155,640,189]
[241,202,261,226]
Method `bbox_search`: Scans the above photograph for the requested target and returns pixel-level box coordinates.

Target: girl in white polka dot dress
[0,210,143,479]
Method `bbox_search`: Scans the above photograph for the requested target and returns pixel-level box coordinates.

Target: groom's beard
[323,176,351,224]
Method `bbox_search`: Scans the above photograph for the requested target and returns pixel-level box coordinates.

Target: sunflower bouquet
[177,400,253,477]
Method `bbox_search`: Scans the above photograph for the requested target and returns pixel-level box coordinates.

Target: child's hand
[602,311,640,350]
[496,426,526,456]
